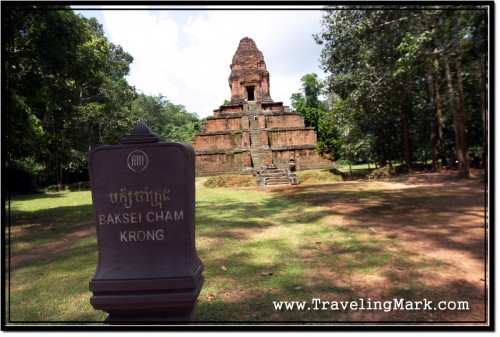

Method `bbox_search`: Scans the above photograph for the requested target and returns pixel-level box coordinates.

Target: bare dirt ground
[267,169,488,323]
[8,222,94,267]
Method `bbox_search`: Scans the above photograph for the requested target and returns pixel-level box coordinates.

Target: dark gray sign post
[88,123,204,323]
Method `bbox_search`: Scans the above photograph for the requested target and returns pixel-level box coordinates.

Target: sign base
[91,276,204,324]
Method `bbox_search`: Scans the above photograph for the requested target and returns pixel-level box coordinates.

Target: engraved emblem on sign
[127,150,149,172]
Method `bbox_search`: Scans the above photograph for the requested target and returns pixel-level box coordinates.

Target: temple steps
[265,178,290,185]
[249,116,264,168]
[256,166,298,186]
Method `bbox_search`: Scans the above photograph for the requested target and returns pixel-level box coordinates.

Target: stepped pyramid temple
[193,37,331,180]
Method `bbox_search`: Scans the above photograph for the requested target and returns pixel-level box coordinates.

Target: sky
[72,5,326,118]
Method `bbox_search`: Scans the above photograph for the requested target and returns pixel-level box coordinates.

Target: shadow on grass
[192,178,487,323]
[7,203,95,258]
[7,192,66,202]
[7,236,104,322]
[6,177,487,323]
[269,181,486,257]
[9,203,93,223]
[196,196,331,242]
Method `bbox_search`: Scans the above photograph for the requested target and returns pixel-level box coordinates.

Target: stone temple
[193,37,331,177]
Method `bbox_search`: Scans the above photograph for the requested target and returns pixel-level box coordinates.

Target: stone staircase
[256,165,299,186]
[249,114,265,169]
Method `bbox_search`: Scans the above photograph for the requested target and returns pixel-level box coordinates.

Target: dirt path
[8,222,95,268]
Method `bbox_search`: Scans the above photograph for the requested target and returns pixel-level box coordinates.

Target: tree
[130,94,200,144]
[314,6,488,177]
[4,5,136,188]
[291,73,342,160]
[291,73,326,130]
[331,98,375,173]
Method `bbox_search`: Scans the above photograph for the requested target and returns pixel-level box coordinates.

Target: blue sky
[73,5,326,118]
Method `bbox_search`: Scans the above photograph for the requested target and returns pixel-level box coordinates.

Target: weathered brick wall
[258,115,266,128]
[242,152,252,167]
[268,129,317,147]
[195,152,245,175]
[263,151,273,166]
[261,130,269,146]
[192,133,242,151]
[219,105,244,114]
[272,149,332,170]
[242,131,250,148]
[205,118,242,132]
[241,115,250,129]
[228,118,242,131]
[265,115,304,128]
[262,103,285,112]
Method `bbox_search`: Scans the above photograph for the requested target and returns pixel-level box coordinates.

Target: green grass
[5,178,481,324]
[337,163,375,172]
[9,191,92,220]
[8,191,93,254]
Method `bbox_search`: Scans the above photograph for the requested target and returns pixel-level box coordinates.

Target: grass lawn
[5,170,487,324]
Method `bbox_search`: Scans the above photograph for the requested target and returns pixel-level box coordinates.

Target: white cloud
[101,8,325,118]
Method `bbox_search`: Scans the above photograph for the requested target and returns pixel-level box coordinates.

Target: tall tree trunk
[55,157,62,185]
[427,70,439,171]
[477,53,487,176]
[441,52,458,156]
[454,59,470,178]
[440,21,469,178]
[452,19,471,178]
[401,107,412,172]
[378,129,387,167]
[433,54,447,166]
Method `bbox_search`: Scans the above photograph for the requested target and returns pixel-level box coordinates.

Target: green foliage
[291,73,327,130]
[6,158,47,194]
[291,73,341,160]
[45,184,68,192]
[45,182,91,192]
[314,6,488,173]
[130,94,200,143]
[5,5,137,185]
[4,6,201,191]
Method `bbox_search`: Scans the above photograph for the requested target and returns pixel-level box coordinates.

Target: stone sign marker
[88,123,204,323]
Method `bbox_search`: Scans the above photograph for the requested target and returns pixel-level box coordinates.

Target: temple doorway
[247,87,255,101]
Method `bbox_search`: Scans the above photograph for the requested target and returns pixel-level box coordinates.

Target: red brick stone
[193,37,331,175]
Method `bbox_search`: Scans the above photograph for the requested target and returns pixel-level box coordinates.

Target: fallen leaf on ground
[261,271,273,276]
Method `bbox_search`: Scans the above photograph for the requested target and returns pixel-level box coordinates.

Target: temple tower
[228,37,272,104]
[192,37,331,176]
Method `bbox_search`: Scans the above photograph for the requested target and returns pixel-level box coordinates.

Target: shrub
[6,166,41,194]
[46,184,67,192]
[6,158,47,194]
[297,170,343,184]
[204,175,255,188]
[68,181,91,191]
[367,166,403,179]
[45,182,91,192]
